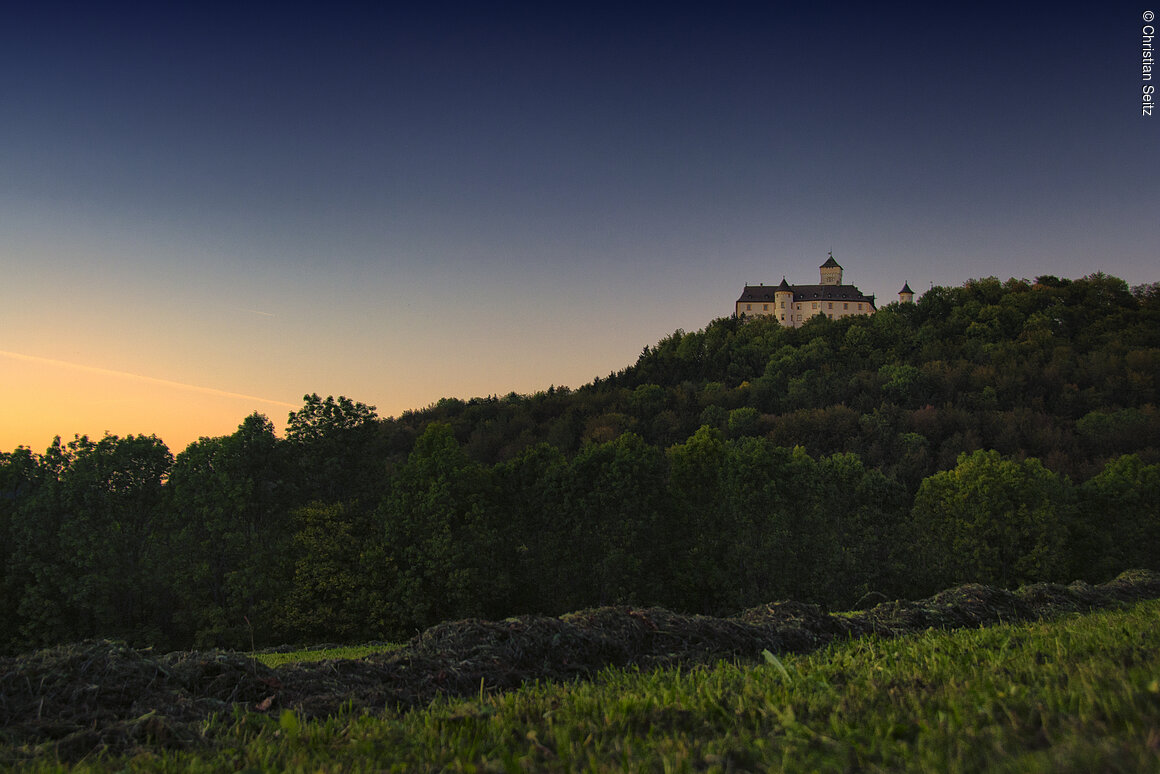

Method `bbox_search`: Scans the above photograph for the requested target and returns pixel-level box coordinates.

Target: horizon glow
[1,6,1155,454]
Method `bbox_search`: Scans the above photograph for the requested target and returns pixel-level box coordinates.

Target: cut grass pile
[3,570,1159,770]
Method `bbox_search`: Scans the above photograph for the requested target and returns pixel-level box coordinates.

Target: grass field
[251,643,403,669]
[17,598,1160,773]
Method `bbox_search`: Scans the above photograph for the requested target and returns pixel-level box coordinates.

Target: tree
[9,434,172,648]
[284,394,384,505]
[909,450,1072,591]
[62,434,173,642]
[810,453,908,606]
[726,407,760,439]
[1076,455,1160,579]
[0,447,42,651]
[559,433,670,608]
[165,413,293,648]
[666,426,730,612]
[717,439,818,606]
[6,439,74,648]
[1076,408,1154,459]
[281,501,388,642]
[378,423,497,635]
[490,443,569,615]
[878,363,928,407]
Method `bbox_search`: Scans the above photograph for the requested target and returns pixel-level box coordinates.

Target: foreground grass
[22,599,1160,773]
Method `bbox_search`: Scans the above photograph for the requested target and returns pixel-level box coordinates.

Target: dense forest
[1,273,1158,654]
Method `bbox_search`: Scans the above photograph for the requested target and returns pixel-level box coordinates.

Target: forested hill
[383,273,1159,483]
[1,272,1158,654]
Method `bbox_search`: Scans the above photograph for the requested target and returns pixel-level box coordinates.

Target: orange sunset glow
[2,351,299,452]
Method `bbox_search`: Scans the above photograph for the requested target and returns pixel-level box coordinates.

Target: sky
[2,2,1157,454]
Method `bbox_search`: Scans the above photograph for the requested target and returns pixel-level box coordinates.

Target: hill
[1,273,1158,653]
[382,273,1160,482]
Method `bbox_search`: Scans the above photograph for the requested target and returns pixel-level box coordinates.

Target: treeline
[0,273,1158,653]
[0,422,1156,654]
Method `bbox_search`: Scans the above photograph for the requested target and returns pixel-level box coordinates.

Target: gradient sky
[2,3,1156,453]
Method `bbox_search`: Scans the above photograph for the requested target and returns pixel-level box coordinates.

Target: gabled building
[735,255,879,327]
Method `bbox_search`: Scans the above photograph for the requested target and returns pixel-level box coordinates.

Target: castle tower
[819,253,843,285]
[899,281,914,304]
[774,276,794,324]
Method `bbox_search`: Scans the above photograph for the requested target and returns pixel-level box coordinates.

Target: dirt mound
[859,583,1034,632]
[3,569,1158,762]
[0,641,278,760]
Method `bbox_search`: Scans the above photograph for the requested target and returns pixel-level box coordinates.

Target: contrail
[0,350,299,409]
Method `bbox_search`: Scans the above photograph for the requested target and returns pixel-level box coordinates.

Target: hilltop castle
[735,255,912,327]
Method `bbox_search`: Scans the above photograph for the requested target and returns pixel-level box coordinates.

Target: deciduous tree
[909,450,1072,591]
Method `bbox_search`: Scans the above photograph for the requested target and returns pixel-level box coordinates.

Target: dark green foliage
[285,393,385,505]
[5,434,172,650]
[909,450,1072,591]
[1076,455,1160,579]
[164,414,293,649]
[489,443,570,615]
[378,423,499,633]
[281,502,387,642]
[0,447,39,644]
[556,432,670,609]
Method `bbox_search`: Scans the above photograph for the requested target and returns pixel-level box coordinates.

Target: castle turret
[899,281,914,304]
[774,277,794,324]
[820,253,842,285]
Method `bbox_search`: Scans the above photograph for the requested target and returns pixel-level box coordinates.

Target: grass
[16,599,1160,772]
[251,643,402,669]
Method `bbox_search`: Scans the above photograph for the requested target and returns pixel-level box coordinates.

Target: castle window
[828,302,833,310]
[746,304,751,311]
[844,303,849,310]
[857,303,862,310]
[811,302,818,309]
[763,304,768,311]
[780,301,785,308]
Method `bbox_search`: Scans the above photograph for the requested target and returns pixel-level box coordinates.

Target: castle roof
[737,285,780,303]
[737,282,876,306]
[820,256,842,269]
[899,281,914,294]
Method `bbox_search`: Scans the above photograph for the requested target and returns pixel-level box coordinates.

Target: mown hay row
[3,569,1158,761]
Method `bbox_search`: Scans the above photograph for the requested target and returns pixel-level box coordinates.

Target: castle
[735,255,913,327]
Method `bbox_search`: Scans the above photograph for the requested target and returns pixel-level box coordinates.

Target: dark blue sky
[2,2,1156,449]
